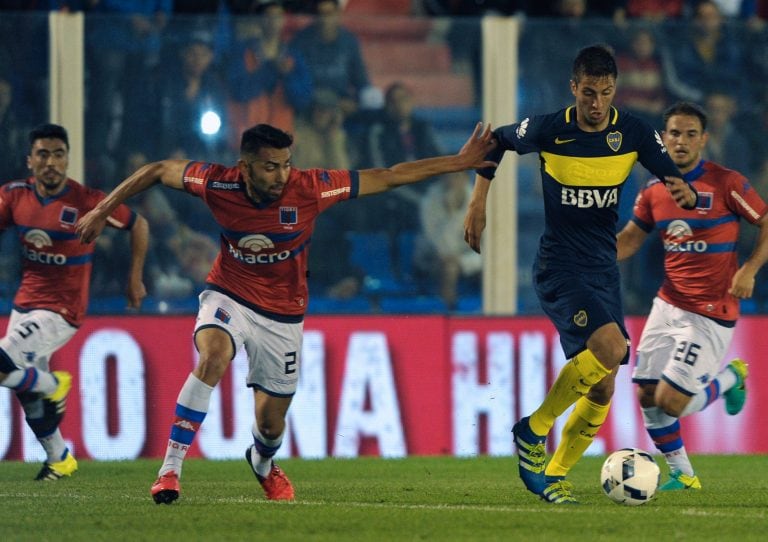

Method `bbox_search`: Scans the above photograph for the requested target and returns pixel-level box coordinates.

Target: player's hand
[126,279,147,310]
[75,209,108,244]
[729,266,755,299]
[463,203,486,254]
[664,176,697,209]
[457,122,498,170]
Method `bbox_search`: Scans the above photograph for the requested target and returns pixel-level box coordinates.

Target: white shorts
[632,297,734,396]
[0,309,78,371]
[195,290,303,397]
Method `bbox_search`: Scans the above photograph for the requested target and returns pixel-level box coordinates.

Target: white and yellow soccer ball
[600,448,660,506]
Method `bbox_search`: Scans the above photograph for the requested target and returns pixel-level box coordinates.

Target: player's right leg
[151,292,241,504]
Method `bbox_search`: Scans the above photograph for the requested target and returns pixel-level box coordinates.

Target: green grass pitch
[1,455,766,541]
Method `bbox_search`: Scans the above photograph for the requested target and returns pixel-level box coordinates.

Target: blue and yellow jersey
[478,106,681,271]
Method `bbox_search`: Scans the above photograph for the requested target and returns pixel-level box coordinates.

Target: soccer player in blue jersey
[463,44,698,503]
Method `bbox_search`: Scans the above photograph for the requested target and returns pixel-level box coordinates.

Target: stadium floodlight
[200,110,222,136]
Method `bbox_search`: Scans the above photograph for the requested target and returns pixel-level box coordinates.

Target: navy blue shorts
[533,264,629,361]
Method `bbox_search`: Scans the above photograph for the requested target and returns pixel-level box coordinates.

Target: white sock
[251,423,283,478]
[160,373,213,477]
[39,429,68,463]
[642,406,694,476]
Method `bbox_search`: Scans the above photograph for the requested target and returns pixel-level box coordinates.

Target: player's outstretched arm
[76,159,189,243]
[616,221,648,261]
[356,122,497,197]
[730,213,768,299]
[463,174,492,254]
[126,214,149,309]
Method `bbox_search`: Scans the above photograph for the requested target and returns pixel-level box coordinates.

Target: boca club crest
[606,131,622,152]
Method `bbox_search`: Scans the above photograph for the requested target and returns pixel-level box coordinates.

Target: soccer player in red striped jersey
[76,122,497,504]
[617,101,768,490]
[0,123,148,480]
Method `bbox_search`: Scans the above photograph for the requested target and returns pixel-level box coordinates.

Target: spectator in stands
[362,81,442,168]
[0,76,28,181]
[607,0,688,25]
[292,88,351,169]
[669,1,745,100]
[227,0,312,146]
[614,27,669,126]
[0,1,86,10]
[291,88,364,300]
[138,188,219,299]
[703,90,752,174]
[289,0,374,117]
[358,81,443,233]
[156,30,230,162]
[85,1,171,178]
[413,171,481,310]
[518,0,612,112]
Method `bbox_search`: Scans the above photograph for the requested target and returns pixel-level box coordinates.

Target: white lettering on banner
[333,332,406,458]
[519,332,547,416]
[0,388,11,458]
[451,332,514,456]
[199,348,253,459]
[277,330,327,459]
[81,330,146,460]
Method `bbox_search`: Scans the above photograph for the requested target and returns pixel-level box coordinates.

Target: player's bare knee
[637,384,657,408]
[655,392,685,417]
[193,354,230,385]
[255,417,285,440]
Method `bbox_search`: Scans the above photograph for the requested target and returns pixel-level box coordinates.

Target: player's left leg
[245,392,294,501]
[542,370,618,503]
[241,313,301,501]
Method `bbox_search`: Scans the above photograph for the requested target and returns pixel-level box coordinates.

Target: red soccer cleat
[245,445,295,501]
[151,471,180,504]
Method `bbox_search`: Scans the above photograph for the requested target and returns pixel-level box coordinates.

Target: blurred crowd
[2,0,768,314]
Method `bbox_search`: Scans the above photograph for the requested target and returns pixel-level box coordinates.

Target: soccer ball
[600,448,660,506]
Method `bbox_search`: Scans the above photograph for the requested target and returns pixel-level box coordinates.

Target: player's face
[570,75,616,131]
[240,147,292,203]
[28,137,69,196]
[663,114,708,173]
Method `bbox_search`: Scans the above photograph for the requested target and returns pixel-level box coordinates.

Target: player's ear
[237,159,249,177]
[569,79,577,96]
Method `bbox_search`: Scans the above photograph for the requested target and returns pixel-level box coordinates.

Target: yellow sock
[529,349,610,436]
[545,397,611,478]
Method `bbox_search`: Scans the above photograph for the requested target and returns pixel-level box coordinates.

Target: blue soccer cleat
[512,416,547,495]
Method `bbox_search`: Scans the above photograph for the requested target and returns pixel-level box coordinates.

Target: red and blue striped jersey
[182,161,358,321]
[632,160,768,322]
[0,178,137,326]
